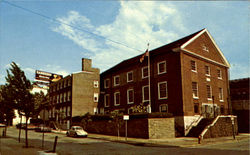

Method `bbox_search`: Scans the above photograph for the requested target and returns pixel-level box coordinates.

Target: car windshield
[74,127,83,130]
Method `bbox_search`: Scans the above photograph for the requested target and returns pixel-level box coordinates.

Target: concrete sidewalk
[51,129,250,148]
[87,133,250,147]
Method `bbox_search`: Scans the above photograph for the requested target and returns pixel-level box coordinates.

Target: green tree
[110,110,124,138]
[32,91,49,119]
[5,62,34,147]
[0,85,15,136]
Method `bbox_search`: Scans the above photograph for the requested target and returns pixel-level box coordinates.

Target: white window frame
[157,61,167,75]
[64,92,67,102]
[67,91,71,101]
[219,88,224,102]
[114,75,120,86]
[207,85,212,100]
[205,65,210,76]
[159,104,168,113]
[127,89,134,104]
[94,81,99,88]
[217,69,222,79]
[142,66,149,79]
[114,92,120,106]
[192,82,199,99]
[127,71,133,82]
[94,93,99,102]
[191,60,197,72]
[142,85,149,102]
[158,81,168,100]
[104,79,110,88]
[104,94,110,107]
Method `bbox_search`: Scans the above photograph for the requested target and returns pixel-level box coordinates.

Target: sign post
[123,115,129,141]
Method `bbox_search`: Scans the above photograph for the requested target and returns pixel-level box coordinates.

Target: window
[57,95,59,103]
[67,91,71,101]
[206,85,212,100]
[104,94,110,107]
[142,85,149,102]
[104,79,110,88]
[60,93,63,103]
[127,71,133,82]
[194,103,199,113]
[94,81,99,88]
[127,89,134,104]
[67,106,71,116]
[217,69,222,79]
[114,76,120,86]
[64,80,67,88]
[94,93,99,102]
[159,104,168,112]
[191,60,197,72]
[219,88,224,101]
[158,81,168,99]
[64,92,67,102]
[114,92,120,106]
[192,82,199,98]
[157,61,167,75]
[205,65,210,76]
[142,66,149,79]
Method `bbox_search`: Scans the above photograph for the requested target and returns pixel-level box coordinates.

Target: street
[0,127,249,155]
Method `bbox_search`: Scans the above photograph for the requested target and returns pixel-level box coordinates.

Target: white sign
[123,115,129,120]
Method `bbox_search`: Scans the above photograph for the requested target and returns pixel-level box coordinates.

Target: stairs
[187,118,214,137]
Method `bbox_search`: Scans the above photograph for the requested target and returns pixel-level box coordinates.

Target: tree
[5,62,34,147]
[110,110,124,138]
[32,91,49,119]
[0,85,15,136]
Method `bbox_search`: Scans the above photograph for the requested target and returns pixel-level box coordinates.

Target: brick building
[230,78,249,133]
[98,29,231,135]
[49,58,100,129]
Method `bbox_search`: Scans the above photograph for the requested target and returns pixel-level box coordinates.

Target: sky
[0,0,249,85]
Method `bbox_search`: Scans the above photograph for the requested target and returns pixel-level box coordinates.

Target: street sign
[123,115,129,120]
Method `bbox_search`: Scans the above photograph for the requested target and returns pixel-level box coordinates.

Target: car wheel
[66,132,69,137]
[74,133,78,137]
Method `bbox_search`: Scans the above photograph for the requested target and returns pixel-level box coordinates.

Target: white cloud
[42,64,70,77]
[52,1,186,72]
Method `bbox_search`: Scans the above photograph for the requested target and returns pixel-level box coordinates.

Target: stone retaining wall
[85,118,175,139]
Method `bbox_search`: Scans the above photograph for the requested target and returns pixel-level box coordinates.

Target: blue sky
[0,1,249,85]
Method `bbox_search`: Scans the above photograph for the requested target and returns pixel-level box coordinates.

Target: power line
[2,0,143,53]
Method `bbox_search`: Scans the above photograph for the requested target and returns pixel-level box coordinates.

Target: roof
[101,28,228,76]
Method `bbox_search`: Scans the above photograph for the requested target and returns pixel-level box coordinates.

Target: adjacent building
[48,58,100,129]
[98,28,231,135]
[230,78,249,133]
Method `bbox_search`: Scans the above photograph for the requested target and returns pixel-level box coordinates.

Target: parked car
[0,123,6,127]
[35,124,51,132]
[66,126,88,138]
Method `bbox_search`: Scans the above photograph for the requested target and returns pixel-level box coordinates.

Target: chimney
[82,58,92,71]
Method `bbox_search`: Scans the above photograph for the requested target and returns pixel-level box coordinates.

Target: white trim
[158,81,168,100]
[217,69,223,80]
[127,71,133,82]
[181,29,230,67]
[219,87,224,102]
[114,92,120,106]
[127,89,134,104]
[192,82,199,99]
[104,94,110,107]
[190,60,197,72]
[142,66,149,79]
[205,65,210,76]
[113,75,120,86]
[104,79,110,89]
[181,29,207,49]
[206,85,212,100]
[142,85,149,102]
[157,61,167,75]
[183,49,228,68]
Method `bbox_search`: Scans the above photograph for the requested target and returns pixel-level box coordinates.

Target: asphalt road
[1,127,249,155]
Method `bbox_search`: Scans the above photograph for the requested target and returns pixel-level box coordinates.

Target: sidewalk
[50,129,250,148]
[87,133,250,148]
